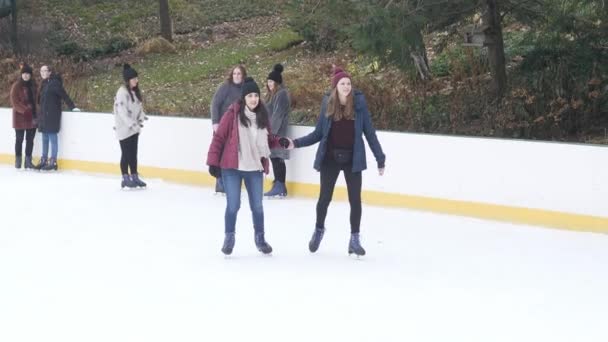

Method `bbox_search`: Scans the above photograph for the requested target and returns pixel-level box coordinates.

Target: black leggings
[15,128,36,157]
[316,160,362,233]
[119,133,139,175]
[271,157,286,183]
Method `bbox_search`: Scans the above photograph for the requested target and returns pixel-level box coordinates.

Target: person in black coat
[36,65,80,171]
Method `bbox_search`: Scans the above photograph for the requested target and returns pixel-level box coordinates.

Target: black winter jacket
[38,74,76,133]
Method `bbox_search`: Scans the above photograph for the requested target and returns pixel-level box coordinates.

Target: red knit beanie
[331,67,351,88]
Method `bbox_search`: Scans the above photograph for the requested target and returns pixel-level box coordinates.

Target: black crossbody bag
[332,148,353,164]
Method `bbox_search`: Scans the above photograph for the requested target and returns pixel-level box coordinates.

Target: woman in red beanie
[285,66,386,257]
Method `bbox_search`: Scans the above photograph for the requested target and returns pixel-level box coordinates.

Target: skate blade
[348,252,365,260]
[268,195,287,200]
[257,249,273,256]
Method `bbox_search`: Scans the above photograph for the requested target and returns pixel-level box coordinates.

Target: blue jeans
[222,169,265,234]
[41,133,58,159]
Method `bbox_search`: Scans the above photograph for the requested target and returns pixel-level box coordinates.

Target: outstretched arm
[55,83,76,110]
[293,96,328,148]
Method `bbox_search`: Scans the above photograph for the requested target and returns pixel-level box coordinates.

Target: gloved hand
[209,165,221,178]
[279,137,291,149]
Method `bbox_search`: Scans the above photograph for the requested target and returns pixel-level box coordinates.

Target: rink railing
[1,108,607,233]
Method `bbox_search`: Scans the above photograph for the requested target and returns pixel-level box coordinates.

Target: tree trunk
[10,0,18,53]
[159,0,172,42]
[484,0,507,97]
[410,50,433,80]
[409,29,432,81]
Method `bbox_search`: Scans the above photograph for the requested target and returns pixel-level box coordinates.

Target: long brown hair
[37,65,53,104]
[326,87,354,120]
[264,82,281,103]
[226,65,247,84]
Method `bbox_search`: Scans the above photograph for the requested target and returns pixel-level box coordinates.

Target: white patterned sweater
[113,86,147,140]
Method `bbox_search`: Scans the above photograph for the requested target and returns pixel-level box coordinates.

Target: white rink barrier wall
[1,108,607,233]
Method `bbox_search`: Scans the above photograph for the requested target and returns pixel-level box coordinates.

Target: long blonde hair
[326,87,354,120]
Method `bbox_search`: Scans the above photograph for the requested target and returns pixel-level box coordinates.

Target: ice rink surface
[1,166,607,342]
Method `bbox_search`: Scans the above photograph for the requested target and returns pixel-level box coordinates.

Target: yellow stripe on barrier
[2,153,607,234]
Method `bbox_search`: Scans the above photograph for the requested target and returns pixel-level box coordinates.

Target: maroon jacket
[10,81,37,130]
[207,102,281,174]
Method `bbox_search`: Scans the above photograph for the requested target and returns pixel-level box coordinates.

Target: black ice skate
[34,157,47,171]
[254,232,273,255]
[308,226,325,253]
[222,232,235,255]
[24,156,35,169]
[264,181,287,198]
[348,233,366,257]
[41,158,58,171]
[131,174,147,188]
[121,174,136,189]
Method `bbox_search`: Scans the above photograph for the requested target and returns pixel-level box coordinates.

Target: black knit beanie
[241,77,261,97]
[267,64,284,84]
[20,63,33,75]
[122,63,138,82]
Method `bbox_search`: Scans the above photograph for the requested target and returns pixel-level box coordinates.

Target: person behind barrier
[263,63,291,198]
[209,64,247,195]
[10,62,38,169]
[36,65,80,171]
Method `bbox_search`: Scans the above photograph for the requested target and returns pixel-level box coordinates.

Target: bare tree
[11,0,19,52]
[483,0,507,97]
[159,0,172,42]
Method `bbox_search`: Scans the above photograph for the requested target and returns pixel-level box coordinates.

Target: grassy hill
[1,0,605,143]
[38,0,279,50]
[1,0,336,124]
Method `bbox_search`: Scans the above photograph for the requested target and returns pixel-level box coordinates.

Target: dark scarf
[21,79,37,118]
